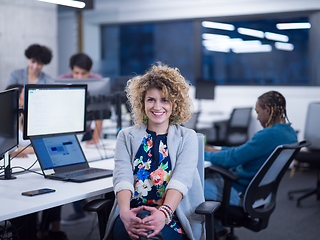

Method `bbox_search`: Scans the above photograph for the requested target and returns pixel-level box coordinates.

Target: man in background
[59,53,104,224]
[59,53,103,145]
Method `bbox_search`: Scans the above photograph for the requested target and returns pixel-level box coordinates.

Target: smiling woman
[126,62,193,126]
[105,62,205,240]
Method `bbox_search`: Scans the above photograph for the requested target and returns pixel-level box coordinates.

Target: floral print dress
[130,130,184,234]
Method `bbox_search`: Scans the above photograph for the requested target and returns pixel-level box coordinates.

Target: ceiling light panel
[237,27,264,38]
[276,22,311,30]
[202,21,235,31]
[275,42,294,51]
[265,32,289,42]
[37,0,86,8]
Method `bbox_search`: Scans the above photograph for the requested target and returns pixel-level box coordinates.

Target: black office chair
[83,133,221,240]
[223,107,252,146]
[288,102,320,206]
[206,141,309,240]
[202,107,252,146]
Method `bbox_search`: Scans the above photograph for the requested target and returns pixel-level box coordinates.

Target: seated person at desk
[7,44,52,87]
[59,53,103,225]
[105,62,204,240]
[6,84,34,158]
[58,52,103,145]
[204,91,297,238]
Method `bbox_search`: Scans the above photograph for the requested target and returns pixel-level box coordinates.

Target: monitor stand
[0,151,16,180]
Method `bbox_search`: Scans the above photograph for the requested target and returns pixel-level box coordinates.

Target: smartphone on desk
[22,188,55,196]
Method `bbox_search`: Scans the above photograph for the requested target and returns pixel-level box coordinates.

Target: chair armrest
[207,164,240,182]
[206,164,240,226]
[195,201,221,215]
[196,201,221,240]
[83,198,114,240]
[83,198,114,213]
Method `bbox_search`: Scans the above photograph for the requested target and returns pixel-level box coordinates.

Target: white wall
[57,11,78,75]
[191,86,320,141]
[0,0,58,91]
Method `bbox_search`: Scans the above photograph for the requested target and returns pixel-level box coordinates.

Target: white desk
[196,112,229,129]
[0,139,116,222]
[0,159,114,222]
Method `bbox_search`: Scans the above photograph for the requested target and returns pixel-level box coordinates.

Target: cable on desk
[0,163,40,177]
[11,161,44,176]
[0,158,43,177]
[9,144,32,160]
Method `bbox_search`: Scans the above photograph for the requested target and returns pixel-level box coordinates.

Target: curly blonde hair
[126,62,193,126]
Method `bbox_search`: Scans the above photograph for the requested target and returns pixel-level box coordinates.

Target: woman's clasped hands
[120,206,166,239]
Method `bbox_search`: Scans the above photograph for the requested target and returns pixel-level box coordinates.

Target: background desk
[0,139,116,222]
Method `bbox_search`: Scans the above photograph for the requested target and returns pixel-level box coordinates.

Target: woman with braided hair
[204,90,297,239]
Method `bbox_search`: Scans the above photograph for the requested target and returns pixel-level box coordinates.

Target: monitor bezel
[23,84,88,140]
[0,88,19,158]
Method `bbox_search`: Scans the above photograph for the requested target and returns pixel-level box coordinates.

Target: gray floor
[60,169,320,240]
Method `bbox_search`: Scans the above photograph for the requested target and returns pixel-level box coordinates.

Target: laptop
[30,134,113,182]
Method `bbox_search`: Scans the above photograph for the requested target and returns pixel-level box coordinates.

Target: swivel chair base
[288,172,320,207]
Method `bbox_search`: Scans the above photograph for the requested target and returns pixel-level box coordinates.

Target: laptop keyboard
[54,168,108,179]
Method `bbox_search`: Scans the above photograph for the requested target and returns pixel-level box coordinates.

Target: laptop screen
[32,134,86,170]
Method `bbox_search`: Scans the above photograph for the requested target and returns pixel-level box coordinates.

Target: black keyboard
[54,168,108,179]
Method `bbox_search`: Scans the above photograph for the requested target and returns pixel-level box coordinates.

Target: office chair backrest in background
[196,133,205,188]
[183,112,200,131]
[242,141,309,230]
[225,107,252,146]
[304,102,320,150]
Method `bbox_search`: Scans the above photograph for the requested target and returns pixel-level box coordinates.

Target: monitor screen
[0,88,19,158]
[23,84,87,139]
[47,78,112,120]
[195,79,215,100]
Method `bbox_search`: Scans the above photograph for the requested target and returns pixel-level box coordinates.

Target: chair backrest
[196,133,205,189]
[242,141,310,231]
[304,102,320,150]
[225,107,252,146]
[183,112,200,130]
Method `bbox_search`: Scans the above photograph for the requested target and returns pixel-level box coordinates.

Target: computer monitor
[0,88,19,159]
[23,84,87,139]
[195,79,215,100]
[48,78,112,120]
[0,88,19,180]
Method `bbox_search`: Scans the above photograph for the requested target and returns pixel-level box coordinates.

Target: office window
[101,21,194,82]
[201,17,309,85]
[100,16,311,86]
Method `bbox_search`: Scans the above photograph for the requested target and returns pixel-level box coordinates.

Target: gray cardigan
[7,67,51,87]
[105,124,205,240]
